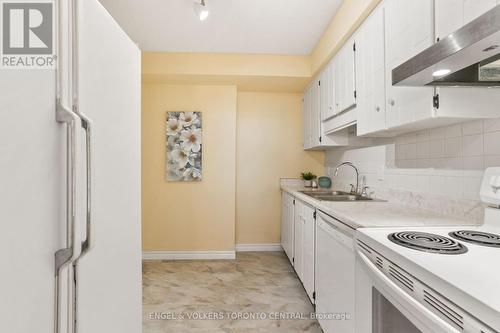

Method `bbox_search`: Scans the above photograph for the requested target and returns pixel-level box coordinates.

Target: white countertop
[282,185,481,229]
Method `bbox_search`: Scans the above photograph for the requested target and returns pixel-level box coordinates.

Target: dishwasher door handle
[317,211,355,238]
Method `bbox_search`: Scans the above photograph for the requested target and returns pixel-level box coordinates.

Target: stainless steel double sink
[299,190,382,202]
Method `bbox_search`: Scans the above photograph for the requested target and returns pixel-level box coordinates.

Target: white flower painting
[166,112,202,181]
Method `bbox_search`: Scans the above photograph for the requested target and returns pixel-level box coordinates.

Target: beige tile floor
[142,252,322,333]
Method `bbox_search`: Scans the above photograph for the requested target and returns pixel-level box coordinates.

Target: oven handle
[356,251,461,333]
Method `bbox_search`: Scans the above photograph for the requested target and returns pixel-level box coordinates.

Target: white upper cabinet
[333,38,357,115]
[434,0,500,122]
[355,5,386,136]
[305,0,500,141]
[320,61,335,121]
[302,86,312,149]
[435,0,498,40]
[302,75,350,150]
[464,0,498,24]
[310,78,321,147]
[384,0,435,131]
[435,0,464,40]
[319,37,357,136]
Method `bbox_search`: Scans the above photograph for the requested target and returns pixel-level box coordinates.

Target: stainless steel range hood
[393,5,500,87]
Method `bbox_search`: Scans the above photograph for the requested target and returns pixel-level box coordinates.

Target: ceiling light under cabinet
[432,69,451,77]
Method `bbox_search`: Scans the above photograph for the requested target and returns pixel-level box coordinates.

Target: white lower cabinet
[281,192,295,264]
[282,192,357,327]
[293,198,316,303]
[315,212,355,333]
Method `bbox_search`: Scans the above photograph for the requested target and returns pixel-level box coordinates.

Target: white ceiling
[98,0,344,55]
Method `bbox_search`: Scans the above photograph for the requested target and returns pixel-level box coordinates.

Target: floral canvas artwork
[166,112,202,181]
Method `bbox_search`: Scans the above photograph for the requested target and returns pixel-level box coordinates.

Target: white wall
[325,118,500,218]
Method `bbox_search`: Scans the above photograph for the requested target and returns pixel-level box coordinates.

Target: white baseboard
[235,243,283,252]
[143,251,236,260]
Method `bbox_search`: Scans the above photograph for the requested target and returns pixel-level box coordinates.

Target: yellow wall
[142,52,311,93]
[142,84,237,251]
[141,1,381,90]
[236,92,324,245]
[140,0,380,250]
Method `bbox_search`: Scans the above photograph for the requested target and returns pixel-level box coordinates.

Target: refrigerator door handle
[54,100,83,333]
[77,112,93,258]
[55,100,83,273]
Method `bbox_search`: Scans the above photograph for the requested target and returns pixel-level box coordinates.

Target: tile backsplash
[325,118,500,221]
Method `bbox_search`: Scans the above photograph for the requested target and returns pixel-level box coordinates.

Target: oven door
[355,250,461,333]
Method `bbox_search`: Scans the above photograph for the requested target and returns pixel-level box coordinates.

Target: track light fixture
[194,0,209,21]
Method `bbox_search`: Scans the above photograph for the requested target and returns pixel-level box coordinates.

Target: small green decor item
[301,172,317,188]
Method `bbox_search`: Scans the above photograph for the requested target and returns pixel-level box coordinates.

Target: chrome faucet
[333,162,360,195]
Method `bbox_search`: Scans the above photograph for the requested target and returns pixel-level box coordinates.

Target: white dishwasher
[315,211,356,333]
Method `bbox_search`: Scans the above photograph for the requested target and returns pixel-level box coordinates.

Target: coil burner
[388,232,468,254]
[449,230,500,248]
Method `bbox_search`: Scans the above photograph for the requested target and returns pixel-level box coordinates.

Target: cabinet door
[342,39,357,113]
[464,0,497,24]
[435,0,496,40]
[281,193,294,263]
[333,42,356,114]
[384,0,434,129]
[302,205,316,303]
[293,202,304,280]
[302,87,311,149]
[310,80,321,147]
[320,61,335,121]
[435,0,464,40]
[356,6,386,136]
[333,56,342,114]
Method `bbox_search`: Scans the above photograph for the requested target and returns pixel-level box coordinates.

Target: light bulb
[432,69,451,77]
[194,0,209,21]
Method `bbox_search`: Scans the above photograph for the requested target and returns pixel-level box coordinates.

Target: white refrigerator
[0,0,142,332]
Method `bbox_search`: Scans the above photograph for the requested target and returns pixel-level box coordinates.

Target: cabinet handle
[388,99,395,106]
[375,106,380,112]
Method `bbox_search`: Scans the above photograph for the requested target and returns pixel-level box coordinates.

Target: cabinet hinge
[313,291,316,300]
[433,94,440,109]
[313,211,317,220]
[319,136,322,143]
[354,90,357,99]
[353,43,356,52]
